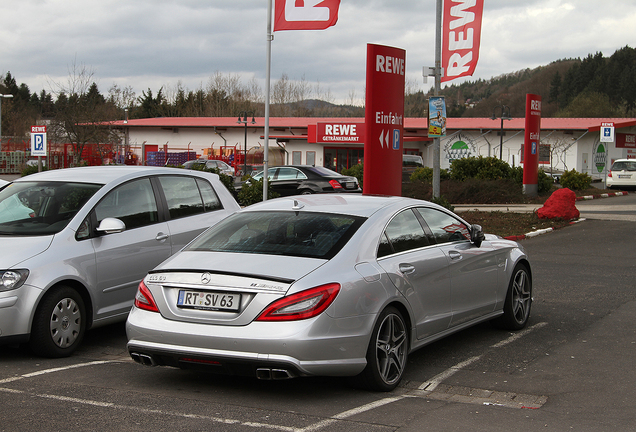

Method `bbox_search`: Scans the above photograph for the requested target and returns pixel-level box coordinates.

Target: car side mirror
[96,217,126,235]
[470,224,485,247]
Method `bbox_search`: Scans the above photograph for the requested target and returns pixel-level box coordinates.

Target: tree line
[436,45,636,119]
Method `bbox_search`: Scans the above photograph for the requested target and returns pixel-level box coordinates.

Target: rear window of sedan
[186,211,365,259]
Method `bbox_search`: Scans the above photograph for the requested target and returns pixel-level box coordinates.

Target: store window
[324,147,364,172]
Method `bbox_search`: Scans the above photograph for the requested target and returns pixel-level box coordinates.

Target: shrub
[560,169,592,190]
[21,164,48,177]
[237,178,279,206]
[450,156,512,181]
[410,167,451,183]
[341,163,363,188]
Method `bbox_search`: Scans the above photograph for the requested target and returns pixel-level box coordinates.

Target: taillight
[256,283,340,321]
[328,179,343,189]
[608,171,613,178]
[134,280,159,312]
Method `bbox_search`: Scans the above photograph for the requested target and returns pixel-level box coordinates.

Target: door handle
[155,232,169,242]
[449,251,462,260]
[399,263,416,275]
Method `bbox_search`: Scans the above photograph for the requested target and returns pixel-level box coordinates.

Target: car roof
[241,194,441,218]
[12,166,213,186]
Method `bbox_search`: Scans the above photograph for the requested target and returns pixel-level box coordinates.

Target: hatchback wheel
[356,306,408,391]
[493,263,532,330]
[29,286,86,358]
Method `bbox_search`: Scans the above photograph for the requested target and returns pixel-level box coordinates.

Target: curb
[504,218,586,241]
[575,191,628,201]
[503,190,628,241]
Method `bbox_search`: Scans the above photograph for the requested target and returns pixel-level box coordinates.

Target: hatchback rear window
[186,211,365,259]
[611,161,636,171]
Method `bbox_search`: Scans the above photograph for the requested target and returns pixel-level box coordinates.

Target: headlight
[0,270,29,291]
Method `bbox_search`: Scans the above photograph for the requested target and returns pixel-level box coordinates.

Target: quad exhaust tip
[256,368,294,380]
[130,352,156,366]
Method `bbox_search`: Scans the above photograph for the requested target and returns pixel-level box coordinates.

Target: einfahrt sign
[364,44,406,196]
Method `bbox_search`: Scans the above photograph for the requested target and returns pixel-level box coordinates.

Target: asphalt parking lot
[1,189,635,431]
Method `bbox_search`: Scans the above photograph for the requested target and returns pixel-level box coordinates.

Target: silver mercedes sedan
[126,194,532,391]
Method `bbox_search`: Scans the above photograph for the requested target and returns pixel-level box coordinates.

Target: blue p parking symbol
[392,129,400,150]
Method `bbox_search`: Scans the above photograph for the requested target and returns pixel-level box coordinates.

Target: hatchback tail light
[256,283,340,321]
[328,179,343,189]
[608,171,613,178]
[134,280,159,312]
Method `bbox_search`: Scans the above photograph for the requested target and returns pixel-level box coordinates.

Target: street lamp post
[0,93,14,151]
[491,105,512,160]
[237,112,255,177]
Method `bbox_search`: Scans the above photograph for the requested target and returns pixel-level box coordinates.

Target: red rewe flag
[274,0,341,31]
[441,0,484,83]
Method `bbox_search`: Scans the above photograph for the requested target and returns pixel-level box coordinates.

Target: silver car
[0,166,240,357]
[126,195,532,391]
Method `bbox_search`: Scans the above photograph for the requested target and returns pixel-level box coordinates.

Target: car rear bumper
[125,306,371,378]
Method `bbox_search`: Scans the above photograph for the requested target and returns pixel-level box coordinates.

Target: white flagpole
[263,0,273,201]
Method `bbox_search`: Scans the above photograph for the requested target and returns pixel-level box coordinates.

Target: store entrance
[324,147,364,173]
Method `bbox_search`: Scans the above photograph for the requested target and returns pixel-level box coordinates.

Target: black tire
[299,189,314,195]
[492,263,532,330]
[29,286,86,358]
[355,306,408,391]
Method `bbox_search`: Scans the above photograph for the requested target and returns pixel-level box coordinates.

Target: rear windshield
[0,181,102,235]
[186,211,365,259]
[611,161,636,171]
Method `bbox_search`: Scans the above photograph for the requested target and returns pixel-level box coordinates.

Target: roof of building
[107,117,636,132]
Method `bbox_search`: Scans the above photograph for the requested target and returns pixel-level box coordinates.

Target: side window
[196,178,223,211]
[277,167,306,180]
[378,209,429,257]
[158,176,205,219]
[415,207,470,244]
[94,178,158,230]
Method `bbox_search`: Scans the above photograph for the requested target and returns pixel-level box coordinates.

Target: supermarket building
[109,117,636,178]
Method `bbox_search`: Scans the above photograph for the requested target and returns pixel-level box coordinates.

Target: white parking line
[419,322,548,391]
[0,360,117,384]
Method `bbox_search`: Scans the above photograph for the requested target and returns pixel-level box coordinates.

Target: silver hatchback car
[0,166,239,357]
[126,194,532,391]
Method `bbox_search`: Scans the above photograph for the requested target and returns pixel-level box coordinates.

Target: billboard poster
[428,96,447,137]
[363,44,406,196]
[522,94,542,196]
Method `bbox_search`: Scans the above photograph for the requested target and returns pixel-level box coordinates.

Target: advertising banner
[428,96,447,137]
[441,0,484,83]
[364,44,405,196]
[522,94,542,196]
[274,0,340,31]
[30,125,47,157]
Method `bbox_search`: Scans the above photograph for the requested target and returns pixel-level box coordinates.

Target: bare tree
[49,62,120,166]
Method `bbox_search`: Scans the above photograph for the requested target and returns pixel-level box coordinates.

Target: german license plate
[177,290,240,311]
[618,174,631,179]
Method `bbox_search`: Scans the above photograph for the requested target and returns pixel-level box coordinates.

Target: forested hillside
[425,45,636,119]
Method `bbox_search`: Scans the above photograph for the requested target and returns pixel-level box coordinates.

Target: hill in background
[417,45,636,119]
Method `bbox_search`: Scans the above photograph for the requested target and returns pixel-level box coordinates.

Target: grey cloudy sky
[1,0,634,104]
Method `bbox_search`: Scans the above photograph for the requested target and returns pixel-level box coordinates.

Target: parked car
[606,159,636,188]
[0,166,240,357]
[402,154,424,181]
[246,165,361,196]
[126,194,532,391]
[183,159,235,179]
